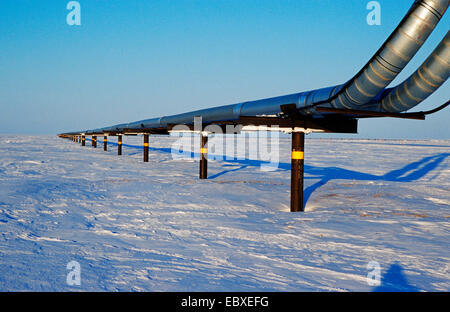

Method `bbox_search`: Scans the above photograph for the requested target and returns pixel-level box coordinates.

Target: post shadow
[373,263,420,292]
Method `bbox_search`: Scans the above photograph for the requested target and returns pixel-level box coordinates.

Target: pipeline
[381,31,450,112]
[330,0,449,110]
[72,0,448,135]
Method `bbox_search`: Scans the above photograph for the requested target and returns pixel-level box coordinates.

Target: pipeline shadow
[81,138,448,206]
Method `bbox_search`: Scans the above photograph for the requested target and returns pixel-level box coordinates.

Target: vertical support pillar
[92,136,97,148]
[291,131,305,212]
[82,135,85,146]
[104,136,107,151]
[200,134,208,179]
[143,134,149,162]
[118,135,122,155]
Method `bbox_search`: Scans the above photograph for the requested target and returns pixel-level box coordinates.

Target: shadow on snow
[84,138,448,206]
[373,263,420,292]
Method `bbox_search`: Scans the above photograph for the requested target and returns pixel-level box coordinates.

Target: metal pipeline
[78,0,448,135]
[330,0,449,110]
[381,31,450,112]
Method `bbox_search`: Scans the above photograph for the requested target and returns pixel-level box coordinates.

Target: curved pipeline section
[330,0,449,109]
[77,0,448,135]
[381,31,450,112]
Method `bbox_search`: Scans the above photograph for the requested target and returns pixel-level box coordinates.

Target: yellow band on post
[200,148,207,154]
[292,151,304,160]
[144,143,149,147]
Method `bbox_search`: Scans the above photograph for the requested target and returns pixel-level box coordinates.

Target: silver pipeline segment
[80,0,448,135]
[85,88,340,133]
[330,0,449,110]
[381,31,450,112]
[86,85,348,133]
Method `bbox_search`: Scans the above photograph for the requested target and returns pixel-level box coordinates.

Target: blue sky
[0,0,448,138]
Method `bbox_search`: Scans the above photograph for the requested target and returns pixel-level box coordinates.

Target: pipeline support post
[118,135,122,155]
[200,134,208,179]
[92,136,97,148]
[104,136,107,151]
[82,136,85,146]
[143,134,149,162]
[291,131,305,212]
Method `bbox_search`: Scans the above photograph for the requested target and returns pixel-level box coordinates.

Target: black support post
[82,135,85,146]
[104,136,107,151]
[92,136,97,148]
[200,134,208,179]
[143,134,149,162]
[118,135,122,155]
[291,131,305,212]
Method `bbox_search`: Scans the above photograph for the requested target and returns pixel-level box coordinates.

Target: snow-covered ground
[0,134,448,291]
